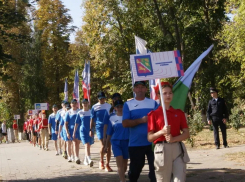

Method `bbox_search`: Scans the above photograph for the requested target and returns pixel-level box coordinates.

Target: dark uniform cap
[97,91,106,99]
[114,100,124,107]
[81,98,89,103]
[112,93,121,99]
[134,81,146,87]
[61,100,67,104]
[210,87,218,93]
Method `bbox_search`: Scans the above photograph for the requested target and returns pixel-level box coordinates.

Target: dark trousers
[36,134,39,143]
[28,131,32,142]
[128,145,156,182]
[24,130,30,141]
[212,119,227,147]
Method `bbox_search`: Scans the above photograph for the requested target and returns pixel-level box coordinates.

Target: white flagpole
[157,79,168,126]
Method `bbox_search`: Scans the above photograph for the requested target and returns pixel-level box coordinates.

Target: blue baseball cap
[81,99,89,103]
[134,81,147,87]
[97,91,106,99]
[71,99,77,103]
[114,100,124,107]
[112,93,121,99]
[52,104,58,108]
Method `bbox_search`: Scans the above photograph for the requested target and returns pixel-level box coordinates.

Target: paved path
[0,140,245,182]
[0,140,149,182]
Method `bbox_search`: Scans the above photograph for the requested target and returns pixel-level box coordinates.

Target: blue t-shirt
[65,109,80,134]
[59,109,67,126]
[59,110,69,136]
[55,109,62,121]
[91,102,111,128]
[107,115,129,140]
[48,113,56,133]
[75,109,91,136]
[122,97,158,147]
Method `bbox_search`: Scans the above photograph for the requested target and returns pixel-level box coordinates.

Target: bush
[0,102,13,128]
[186,109,205,147]
[228,99,245,131]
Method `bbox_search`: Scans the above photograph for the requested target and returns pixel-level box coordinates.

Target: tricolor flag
[73,69,80,108]
[64,78,68,101]
[135,35,159,101]
[171,45,214,111]
[149,79,160,103]
[82,60,91,102]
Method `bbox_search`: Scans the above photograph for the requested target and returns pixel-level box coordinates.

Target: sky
[61,0,84,42]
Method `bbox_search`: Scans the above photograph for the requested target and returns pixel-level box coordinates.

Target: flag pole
[157,79,168,126]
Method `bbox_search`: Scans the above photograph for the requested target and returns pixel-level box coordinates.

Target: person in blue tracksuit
[122,81,157,182]
[106,100,129,182]
[64,99,81,164]
[74,99,94,167]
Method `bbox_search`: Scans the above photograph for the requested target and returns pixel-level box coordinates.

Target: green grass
[184,127,245,150]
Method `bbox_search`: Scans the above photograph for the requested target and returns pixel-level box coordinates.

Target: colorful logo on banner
[134,55,154,77]
[36,104,41,110]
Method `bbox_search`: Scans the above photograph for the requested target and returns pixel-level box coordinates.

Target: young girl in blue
[74,99,94,167]
[58,103,71,159]
[64,99,80,164]
[105,100,129,182]
[48,105,59,155]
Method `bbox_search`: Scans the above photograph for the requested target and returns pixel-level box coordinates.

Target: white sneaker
[83,158,88,166]
[87,156,93,167]
[67,157,72,162]
[59,149,62,155]
[75,157,81,164]
[55,151,59,156]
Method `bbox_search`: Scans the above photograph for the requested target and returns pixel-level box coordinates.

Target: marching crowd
[1,81,190,182]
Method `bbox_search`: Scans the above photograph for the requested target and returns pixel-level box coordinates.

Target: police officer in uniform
[207,87,229,149]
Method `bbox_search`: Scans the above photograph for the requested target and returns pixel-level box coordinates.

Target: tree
[0,0,32,127]
[34,0,74,105]
[81,0,228,111]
